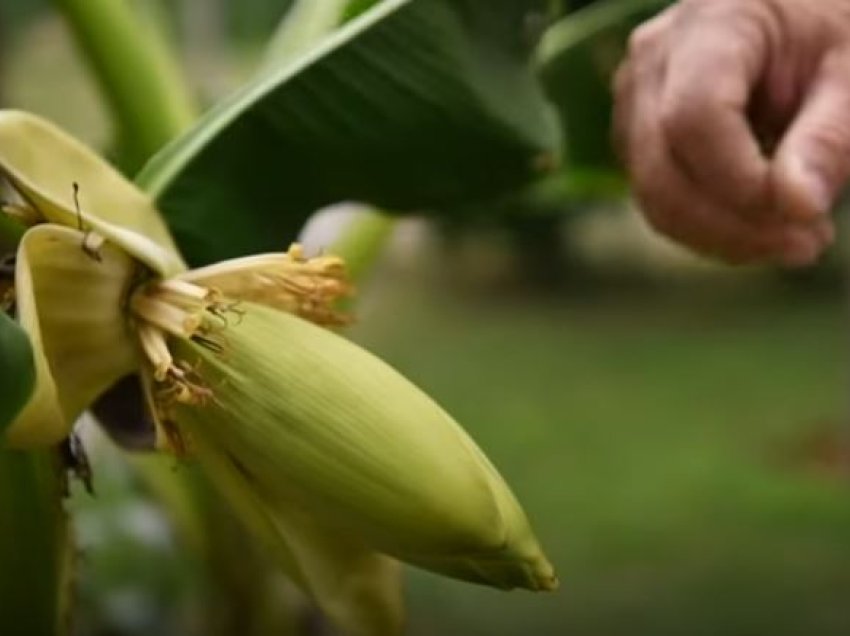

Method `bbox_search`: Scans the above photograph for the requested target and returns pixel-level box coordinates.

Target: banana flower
[0,111,556,636]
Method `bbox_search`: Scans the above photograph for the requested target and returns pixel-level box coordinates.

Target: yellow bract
[7,226,139,446]
[0,110,185,277]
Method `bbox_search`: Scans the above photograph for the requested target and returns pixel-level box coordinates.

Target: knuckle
[659,89,724,147]
[659,99,699,145]
[806,120,850,182]
[625,28,650,57]
[626,18,665,57]
[810,122,850,159]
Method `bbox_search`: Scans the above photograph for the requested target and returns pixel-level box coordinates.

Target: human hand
[613,0,850,265]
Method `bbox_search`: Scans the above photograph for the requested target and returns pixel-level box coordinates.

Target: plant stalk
[51,0,198,172]
[260,0,350,72]
[330,209,397,286]
[0,213,26,252]
[535,0,667,68]
[0,447,71,635]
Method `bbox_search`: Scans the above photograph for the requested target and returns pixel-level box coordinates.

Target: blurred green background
[3,1,850,635]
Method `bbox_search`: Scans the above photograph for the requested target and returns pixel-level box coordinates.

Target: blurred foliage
[226,0,295,43]
[353,263,850,636]
[0,0,49,26]
[343,0,384,22]
[70,430,304,636]
[0,311,35,432]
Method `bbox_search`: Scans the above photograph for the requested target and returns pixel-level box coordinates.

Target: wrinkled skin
[613,0,850,265]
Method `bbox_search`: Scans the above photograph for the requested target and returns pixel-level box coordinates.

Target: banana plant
[0,108,556,634]
[0,0,657,632]
[0,1,574,634]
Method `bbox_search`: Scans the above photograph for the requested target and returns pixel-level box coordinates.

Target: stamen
[161,418,189,457]
[131,293,202,337]
[137,324,173,381]
[286,243,305,260]
[157,279,215,302]
[156,365,214,407]
[206,299,244,328]
[173,243,353,326]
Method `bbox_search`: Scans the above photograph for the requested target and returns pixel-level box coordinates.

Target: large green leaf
[136,0,560,265]
[0,312,35,433]
[342,0,384,21]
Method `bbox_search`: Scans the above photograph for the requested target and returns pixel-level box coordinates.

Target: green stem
[260,0,350,72]
[51,0,198,172]
[329,209,397,286]
[535,0,667,68]
[131,451,300,636]
[0,447,70,636]
[0,313,35,432]
[0,213,26,252]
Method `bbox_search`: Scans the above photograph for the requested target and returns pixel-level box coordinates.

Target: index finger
[659,16,771,214]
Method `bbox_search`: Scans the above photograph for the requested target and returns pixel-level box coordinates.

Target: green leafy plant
[0,0,646,633]
[0,109,555,633]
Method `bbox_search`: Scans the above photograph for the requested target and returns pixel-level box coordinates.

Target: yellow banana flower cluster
[0,111,556,636]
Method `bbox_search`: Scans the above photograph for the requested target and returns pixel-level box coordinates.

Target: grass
[351,269,850,636]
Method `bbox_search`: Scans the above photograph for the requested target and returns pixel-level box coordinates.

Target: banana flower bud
[0,110,556,636]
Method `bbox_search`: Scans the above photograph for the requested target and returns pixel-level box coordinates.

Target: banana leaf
[137,0,560,265]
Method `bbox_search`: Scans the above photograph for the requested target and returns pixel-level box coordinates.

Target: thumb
[772,51,850,221]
